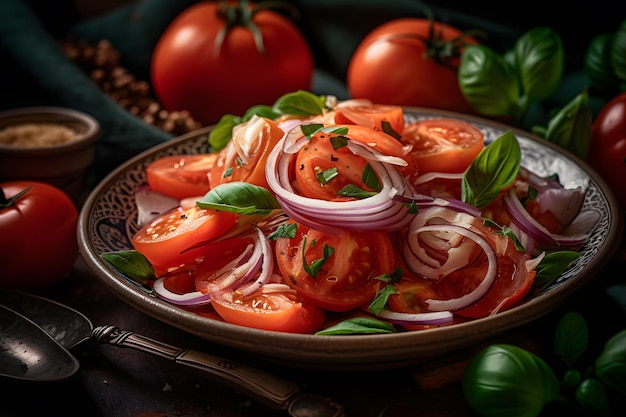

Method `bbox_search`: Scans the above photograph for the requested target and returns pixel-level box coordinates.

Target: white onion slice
[407,224,498,312]
[403,207,478,280]
[372,309,454,325]
[134,186,179,227]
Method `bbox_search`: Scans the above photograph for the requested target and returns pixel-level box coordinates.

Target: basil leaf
[584,33,622,94]
[514,27,564,102]
[197,181,280,215]
[273,90,327,116]
[462,131,521,208]
[315,317,396,335]
[208,114,241,151]
[554,311,588,368]
[594,328,626,396]
[575,378,612,416]
[100,250,155,286]
[463,344,560,417]
[532,251,581,294]
[241,104,281,122]
[611,19,626,81]
[368,284,397,315]
[302,236,334,278]
[459,44,520,117]
[543,90,593,159]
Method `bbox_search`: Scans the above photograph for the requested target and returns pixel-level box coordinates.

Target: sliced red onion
[502,188,591,247]
[152,277,212,306]
[238,227,275,296]
[370,308,454,325]
[537,186,585,227]
[265,136,415,233]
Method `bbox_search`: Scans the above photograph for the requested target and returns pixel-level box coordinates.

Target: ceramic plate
[78,107,622,370]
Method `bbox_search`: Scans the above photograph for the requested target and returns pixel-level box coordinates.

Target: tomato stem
[0,186,31,208]
[214,0,300,58]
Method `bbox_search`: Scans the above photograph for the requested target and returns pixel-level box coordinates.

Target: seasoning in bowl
[0,123,80,147]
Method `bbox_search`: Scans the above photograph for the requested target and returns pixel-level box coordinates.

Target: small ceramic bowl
[0,106,100,204]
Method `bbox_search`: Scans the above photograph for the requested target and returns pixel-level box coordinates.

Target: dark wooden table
[1,241,624,417]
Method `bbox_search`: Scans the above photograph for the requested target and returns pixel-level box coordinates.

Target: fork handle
[91,325,299,409]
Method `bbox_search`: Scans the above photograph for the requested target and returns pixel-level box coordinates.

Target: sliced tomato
[209,116,284,190]
[294,132,375,201]
[146,154,217,200]
[293,123,418,201]
[387,278,440,313]
[131,206,238,273]
[343,124,411,159]
[160,268,197,294]
[433,222,536,318]
[332,103,405,134]
[402,118,484,174]
[211,287,326,333]
[386,277,467,331]
[275,221,395,312]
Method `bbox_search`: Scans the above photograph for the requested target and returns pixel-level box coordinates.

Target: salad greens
[463,312,626,417]
[208,90,329,150]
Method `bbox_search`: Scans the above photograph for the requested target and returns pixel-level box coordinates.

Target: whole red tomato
[151,1,314,125]
[347,18,479,113]
[586,92,626,210]
[0,181,79,289]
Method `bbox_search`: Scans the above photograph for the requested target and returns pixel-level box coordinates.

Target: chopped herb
[268,223,297,240]
[317,167,339,185]
[302,235,334,277]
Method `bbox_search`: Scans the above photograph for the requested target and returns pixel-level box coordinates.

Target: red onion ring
[152,278,212,306]
[265,136,415,233]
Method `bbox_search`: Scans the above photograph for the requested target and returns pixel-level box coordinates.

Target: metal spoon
[0,304,80,382]
[0,288,344,417]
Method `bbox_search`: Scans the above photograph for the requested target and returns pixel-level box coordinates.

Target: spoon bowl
[0,304,80,382]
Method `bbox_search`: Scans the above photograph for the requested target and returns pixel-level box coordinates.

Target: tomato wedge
[209,116,284,190]
[131,206,238,273]
[146,154,217,200]
[210,287,326,333]
[402,118,484,174]
[332,103,405,134]
[275,221,395,312]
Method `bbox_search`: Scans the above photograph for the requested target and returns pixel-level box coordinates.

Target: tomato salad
[106,93,598,335]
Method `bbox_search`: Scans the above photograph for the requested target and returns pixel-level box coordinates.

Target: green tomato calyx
[214,0,300,57]
[0,186,31,209]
